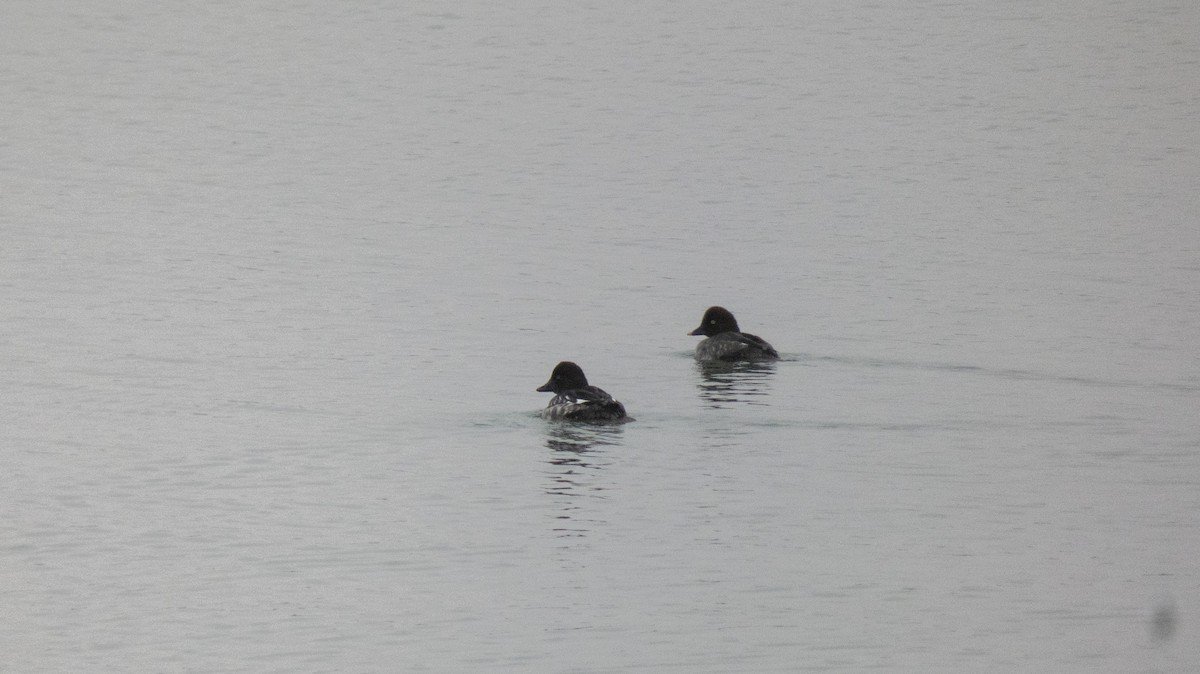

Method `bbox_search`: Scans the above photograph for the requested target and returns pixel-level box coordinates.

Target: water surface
[3,1,1199,672]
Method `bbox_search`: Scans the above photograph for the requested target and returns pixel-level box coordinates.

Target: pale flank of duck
[694,330,779,362]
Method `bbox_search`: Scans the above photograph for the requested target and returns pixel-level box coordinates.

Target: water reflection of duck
[544,422,622,456]
[536,361,629,422]
[688,306,779,362]
[695,359,776,408]
[543,423,621,537]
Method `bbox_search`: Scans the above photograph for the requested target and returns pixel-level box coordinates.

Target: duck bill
[688,326,705,336]
[536,381,554,392]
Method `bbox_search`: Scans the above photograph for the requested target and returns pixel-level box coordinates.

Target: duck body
[688,306,779,362]
[537,361,628,422]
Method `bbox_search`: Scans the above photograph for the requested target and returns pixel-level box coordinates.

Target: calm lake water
[4,1,1199,672]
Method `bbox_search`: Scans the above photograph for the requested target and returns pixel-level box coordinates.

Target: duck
[536,361,628,422]
[688,306,779,362]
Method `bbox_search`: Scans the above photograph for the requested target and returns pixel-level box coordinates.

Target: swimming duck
[688,306,779,362]
[536,361,628,422]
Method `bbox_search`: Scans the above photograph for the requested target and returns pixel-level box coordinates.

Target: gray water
[3,1,1199,672]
